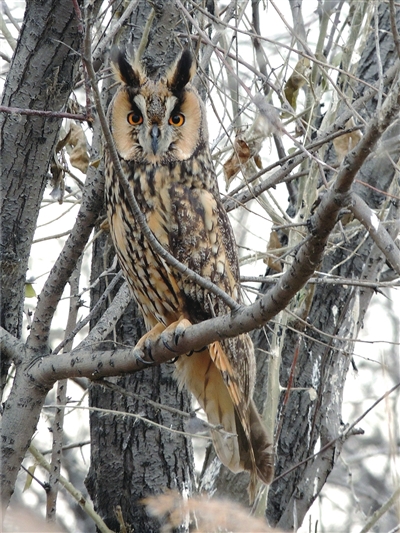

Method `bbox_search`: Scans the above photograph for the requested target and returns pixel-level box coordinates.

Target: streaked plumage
[104,48,273,496]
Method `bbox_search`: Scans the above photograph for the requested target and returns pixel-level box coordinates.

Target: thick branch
[0,328,26,363]
[26,121,104,355]
[31,182,350,387]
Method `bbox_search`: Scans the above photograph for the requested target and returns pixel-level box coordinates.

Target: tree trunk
[263,5,400,529]
[0,0,87,508]
[0,0,85,391]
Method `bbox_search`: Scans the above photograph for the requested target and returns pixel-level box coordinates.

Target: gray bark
[261,5,400,529]
[0,0,85,508]
[0,0,84,390]
[1,2,399,531]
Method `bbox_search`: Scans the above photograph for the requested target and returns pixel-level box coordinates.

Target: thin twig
[98,379,233,434]
[350,193,400,277]
[44,403,218,440]
[29,444,114,533]
[273,381,400,483]
[51,271,124,356]
[389,0,400,60]
[0,106,88,121]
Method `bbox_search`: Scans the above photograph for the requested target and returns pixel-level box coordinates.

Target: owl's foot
[160,318,192,353]
[132,323,165,365]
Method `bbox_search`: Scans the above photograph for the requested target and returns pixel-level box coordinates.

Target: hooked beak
[151,124,160,154]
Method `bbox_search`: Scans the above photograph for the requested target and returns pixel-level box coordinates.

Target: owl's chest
[105,160,224,326]
[105,164,187,324]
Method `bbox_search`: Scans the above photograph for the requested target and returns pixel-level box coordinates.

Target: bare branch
[223,61,399,212]
[350,194,400,276]
[0,327,25,362]
[389,0,400,60]
[31,171,357,385]
[26,127,104,354]
[0,106,88,122]
[273,381,400,483]
[29,444,114,533]
[359,484,400,533]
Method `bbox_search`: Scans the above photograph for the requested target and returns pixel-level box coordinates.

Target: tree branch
[29,444,114,533]
[26,120,105,355]
[29,62,400,392]
[0,105,87,122]
[31,179,353,386]
[0,327,26,363]
[350,193,400,276]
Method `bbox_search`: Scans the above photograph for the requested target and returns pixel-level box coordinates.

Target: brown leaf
[67,122,89,173]
[264,230,283,272]
[333,117,362,163]
[223,137,251,185]
[284,57,310,110]
[254,153,262,169]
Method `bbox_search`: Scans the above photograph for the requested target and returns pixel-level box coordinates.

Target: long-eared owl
[104,48,273,495]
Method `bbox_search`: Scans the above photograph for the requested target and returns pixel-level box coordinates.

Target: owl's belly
[108,205,184,328]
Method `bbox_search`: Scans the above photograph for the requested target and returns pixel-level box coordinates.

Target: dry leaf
[284,57,310,111]
[223,137,251,184]
[67,122,89,173]
[333,117,362,163]
[254,153,262,169]
[264,230,283,273]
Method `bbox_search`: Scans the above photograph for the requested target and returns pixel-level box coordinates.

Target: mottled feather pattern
[105,48,273,497]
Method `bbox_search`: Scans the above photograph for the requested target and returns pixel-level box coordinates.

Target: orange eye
[168,113,185,127]
[127,111,143,125]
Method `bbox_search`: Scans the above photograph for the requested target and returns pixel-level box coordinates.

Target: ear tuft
[167,49,196,93]
[111,47,142,87]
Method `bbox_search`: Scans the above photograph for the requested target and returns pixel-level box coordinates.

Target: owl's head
[109,48,206,165]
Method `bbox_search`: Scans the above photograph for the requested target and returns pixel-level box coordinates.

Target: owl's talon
[162,338,177,353]
[133,351,153,365]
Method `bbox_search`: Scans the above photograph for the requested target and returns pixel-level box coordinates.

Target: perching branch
[29,63,400,387]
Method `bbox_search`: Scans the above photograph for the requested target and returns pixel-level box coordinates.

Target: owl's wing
[169,186,273,496]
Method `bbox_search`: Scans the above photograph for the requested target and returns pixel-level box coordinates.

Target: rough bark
[0,0,84,391]
[1,2,399,530]
[263,5,400,529]
[0,0,85,508]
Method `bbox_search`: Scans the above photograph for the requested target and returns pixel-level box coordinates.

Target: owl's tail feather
[174,347,243,472]
[174,342,274,500]
[207,342,274,496]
